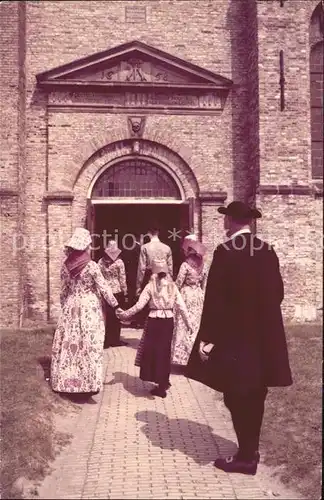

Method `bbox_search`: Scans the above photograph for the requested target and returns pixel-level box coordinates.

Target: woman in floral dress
[51,228,120,397]
[98,240,128,347]
[171,239,208,366]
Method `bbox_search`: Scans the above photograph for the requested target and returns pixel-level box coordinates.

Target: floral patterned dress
[98,257,127,295]
[171,261,208,366]
[51,260,118,393]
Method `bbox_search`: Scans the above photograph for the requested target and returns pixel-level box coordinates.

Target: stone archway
[72,139,200,230]
[89,157,183,200]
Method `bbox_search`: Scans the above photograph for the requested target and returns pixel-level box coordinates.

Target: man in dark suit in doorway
[187,201,292,475]
[122,234,141,325]
[136,222,173,296]
[134,222,173,328]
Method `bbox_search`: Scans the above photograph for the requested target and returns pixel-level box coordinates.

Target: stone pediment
[37,41,232,114]
[36,40,232,90]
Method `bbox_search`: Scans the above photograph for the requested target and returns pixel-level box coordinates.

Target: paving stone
[37,328,293,500]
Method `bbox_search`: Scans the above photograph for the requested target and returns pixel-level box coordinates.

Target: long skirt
[138,317,174,389]
[51,291,105,394]
[171,284,204,366]
[134,316,148,367]
[103,292,124,347]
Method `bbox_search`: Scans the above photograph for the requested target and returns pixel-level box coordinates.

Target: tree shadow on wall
[226,0,260,206]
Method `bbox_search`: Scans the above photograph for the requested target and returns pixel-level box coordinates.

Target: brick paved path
[38,329,296,499]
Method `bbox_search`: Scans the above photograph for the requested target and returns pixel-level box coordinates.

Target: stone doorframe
[44,139,197,321]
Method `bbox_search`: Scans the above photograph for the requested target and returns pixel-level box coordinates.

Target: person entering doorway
[135,221,173,328]
[98,240,128,347]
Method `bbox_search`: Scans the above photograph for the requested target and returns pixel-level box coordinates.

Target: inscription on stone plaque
[49,89,222,112]
[123,92,220,110]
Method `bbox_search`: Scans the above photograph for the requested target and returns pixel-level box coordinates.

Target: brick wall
[0,2,21,327]
[256,0,323,321]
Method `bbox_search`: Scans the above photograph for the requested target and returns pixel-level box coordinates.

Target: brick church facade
[0,0,323,327]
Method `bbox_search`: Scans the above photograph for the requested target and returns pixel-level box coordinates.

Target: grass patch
[261,323,322,499]
[0,327,79,499]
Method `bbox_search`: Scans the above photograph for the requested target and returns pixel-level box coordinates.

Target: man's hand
[198,341,214,362]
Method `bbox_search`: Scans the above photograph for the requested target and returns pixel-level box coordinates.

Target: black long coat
[186,233,293,393]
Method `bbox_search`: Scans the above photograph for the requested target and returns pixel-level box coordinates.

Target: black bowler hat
[218,201,262,219]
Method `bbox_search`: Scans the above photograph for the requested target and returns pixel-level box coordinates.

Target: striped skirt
[135,317,148,367]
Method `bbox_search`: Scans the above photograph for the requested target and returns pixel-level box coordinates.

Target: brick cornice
[257,184,315,196]
[0,188,19,198]
[198,191,227,204]
[43,191,74,203]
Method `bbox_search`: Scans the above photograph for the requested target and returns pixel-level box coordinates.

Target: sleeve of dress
[201,265,208,292]
[167,248,173,278]
[175,262,187,289]
[60,266,70,308]
[120,285,151,319]
[91,262,118,308]
[118,259,128,295]
[136,246,147,290]
[174,288,191,330]
[98,258,107,280]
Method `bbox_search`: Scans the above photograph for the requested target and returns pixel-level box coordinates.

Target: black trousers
[104,292,124,347]
[223,387,268,461]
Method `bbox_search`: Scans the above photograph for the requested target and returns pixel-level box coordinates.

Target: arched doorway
[87,157,194,277]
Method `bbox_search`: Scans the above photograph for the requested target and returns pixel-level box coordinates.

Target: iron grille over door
[92,159,181,199]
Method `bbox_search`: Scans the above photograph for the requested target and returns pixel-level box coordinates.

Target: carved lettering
[100,70,114,81]
[48,90,223,112]
[199,93,221,108]
[155,72,168,82]
[125,93,148,106]
[125,60,147,82]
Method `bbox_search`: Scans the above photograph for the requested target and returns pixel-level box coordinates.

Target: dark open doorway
[92,203,190,278]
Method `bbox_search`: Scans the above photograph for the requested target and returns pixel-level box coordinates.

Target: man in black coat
[122,235,142,327]
[186,201,292,476]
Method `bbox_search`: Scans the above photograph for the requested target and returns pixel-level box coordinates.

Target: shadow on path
[136,410,237,465]
[121,336,141,350]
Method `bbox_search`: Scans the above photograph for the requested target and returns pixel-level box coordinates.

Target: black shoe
[235,451,260,463]
[213,455,258,475]
[150,387,167,398]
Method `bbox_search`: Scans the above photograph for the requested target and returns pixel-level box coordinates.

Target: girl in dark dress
[117,260,191,398]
